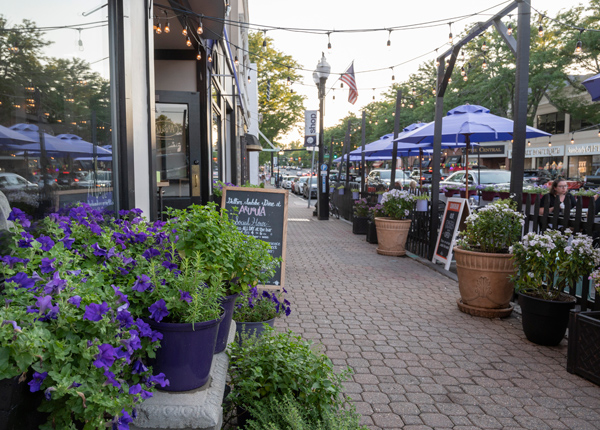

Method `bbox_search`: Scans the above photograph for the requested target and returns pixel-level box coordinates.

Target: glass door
[155,91,201,210]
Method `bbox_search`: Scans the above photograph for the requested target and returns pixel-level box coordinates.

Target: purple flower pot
[215,293,239,354]
[148,313,224,392]
[235,318,275,344]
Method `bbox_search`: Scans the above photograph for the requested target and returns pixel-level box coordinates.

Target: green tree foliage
[248,32,305,165]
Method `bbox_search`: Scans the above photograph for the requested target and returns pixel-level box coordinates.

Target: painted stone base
[131,322,236,430]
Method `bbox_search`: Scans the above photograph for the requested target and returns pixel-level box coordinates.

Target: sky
[248,0,588,143]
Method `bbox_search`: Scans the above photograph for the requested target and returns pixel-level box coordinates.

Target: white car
[281,176,295,189]
[0,173,38,191]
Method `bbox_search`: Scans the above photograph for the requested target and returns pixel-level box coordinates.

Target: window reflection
[155,104,189,197]
[0,7,113,219]
[212,111,221,182]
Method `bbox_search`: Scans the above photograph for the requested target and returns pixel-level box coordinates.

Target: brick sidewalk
[277,192,600,430]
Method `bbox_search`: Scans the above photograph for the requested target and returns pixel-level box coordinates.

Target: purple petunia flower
[28,371,48,392]
[68,381,82,389]
[36,236,55,252]
[141,389,153,399]
[59,235,75,250]
[2,320,22,332]
[113,409,133,430]
[6,272,36,290]
[68,295,82,308]
[129,384,142,395]
[40,258,56,275]
[148,373,169,388]
[132,275,153,293]
[131,360,148,374]
[83,302,110,322]
[103,370,121,388]
[116,309,134,328]
[92,243,107,257]
[136,319,163,342]
[44,271,67,295]
[148,299,169,322]
[162,260,178,271]
[1,255,29,269]
[93,343,118,369]
[142,248,160,261]
[36,295,54,315]
[112,285,129,305]
[44,387,56,400]
[8,208,31,227]
[18,232,34,249]
[179,290,192,303]
[134,232,148,243]
[121,330,142,354]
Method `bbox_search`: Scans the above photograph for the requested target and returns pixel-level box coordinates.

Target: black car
[410,169,448,184]
[523,169,552,185]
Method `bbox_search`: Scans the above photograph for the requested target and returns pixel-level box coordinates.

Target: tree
[248,32,306,165]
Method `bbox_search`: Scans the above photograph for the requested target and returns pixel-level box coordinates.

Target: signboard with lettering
[222,187,288,289]
[508,146,565,159]
[304,110,318,147]
[461,145,506,156]
[432,198,470,270]
[567,143,600,156]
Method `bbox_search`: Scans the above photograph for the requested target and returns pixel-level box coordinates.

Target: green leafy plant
[523,185,549,194]
[573,187,598,197]
[456,199,524,254]
[228,327,351,422]
[336,185,345,190]
[353,198,369,218]
[244,394,368,430]
[368,204,385,220]
[350,188,360,193]
[414,194,430,201]
[511,229,600,300]
[232,286,291,322]
[379,189,416,220]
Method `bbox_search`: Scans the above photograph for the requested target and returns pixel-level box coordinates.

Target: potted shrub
[375,190,385,203]
[351,188,360,200]
[414,194,430,212]
[511,230,600,346]
[0,207,168,429]
[522,185,548,205]
[454,199,524,318]
[567,270,600,385]
[165,204,279,354]
[480,185,499,201]
[459,185,477,199]
[366,204,384,244]
[352,198,369,235]
[227,327,352,428]
[572,187,597,209]
[336,185,345,195]
[444,186,460,198]
[232,286,291,342]
[374,189,416,256]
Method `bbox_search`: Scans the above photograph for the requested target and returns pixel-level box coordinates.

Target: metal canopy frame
[428,0,529,259]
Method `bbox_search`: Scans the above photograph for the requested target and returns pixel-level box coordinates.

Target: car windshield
[379,170,407,180]
[478,171,511,184]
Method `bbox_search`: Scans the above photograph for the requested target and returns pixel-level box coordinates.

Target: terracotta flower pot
[374,217,411,256]
[454,247,516,317]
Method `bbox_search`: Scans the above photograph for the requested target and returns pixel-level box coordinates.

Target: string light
[287,76,291,86]
[412,88,416,96]
[262,31,267,51]
[247,75,251,83]
[197,19,203,35]
[482,40,487,52]
[164,11,170,33]
[186,37,192,47]
[182,24,188,37]
[548,139,552,147]
[463,74,468,82]
[387,30,392,47]
[327,32,332,51]
[208,54,212,62]
[391,67,395,81]
[448,77,452,83]
[482,58,487,70]
[156,22,162,34]
[432,87,436,95]
[575,29,584,54]
[571,135,575,144]
[77,29,83,51]
[420,99,425,105]
[527,140,531,146]
[448,22,453,45]
[197,49,202,61]
[340,83,343,88]
[460,66,465,76]
[507,22,513,36]
[538,24,544,37]
[234,56,239,66]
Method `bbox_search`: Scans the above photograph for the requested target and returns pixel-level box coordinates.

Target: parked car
[77,170,113,188]
[0,172,38,191]
[409,169,448,184]
[280,176,294,189]
[293,176,309,195]
[523,169,553,186]
[439,169,511,188]
[366,169,412,188]
[302,179,318,199]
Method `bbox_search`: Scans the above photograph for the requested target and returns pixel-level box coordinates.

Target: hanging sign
[222,187,288,289]
[304,110,318,147]
[432,197,470,270]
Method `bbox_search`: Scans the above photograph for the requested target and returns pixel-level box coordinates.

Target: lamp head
[315,52,331,80]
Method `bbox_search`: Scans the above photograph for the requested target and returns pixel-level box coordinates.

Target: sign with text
[508,146,565,159]
[222,187,288,289]
[304,110,318,147]
[461,145,506,156]
[432,198,470,270]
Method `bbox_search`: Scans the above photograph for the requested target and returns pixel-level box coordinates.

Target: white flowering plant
[456,199,524,254]
[588,269,600,296]
[510,229,600,300]
[379,189,416,220]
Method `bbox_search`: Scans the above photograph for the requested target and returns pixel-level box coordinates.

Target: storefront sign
[462,145,505,156]
[508,146,565,158]
[566,143,600,156]
[304,110,318,147]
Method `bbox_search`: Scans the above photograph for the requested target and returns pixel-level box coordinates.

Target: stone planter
[352,216,368,234]
[567,311,600,386]
[518,292,576,346]
[374,217,411,256]
[454,247,515,318]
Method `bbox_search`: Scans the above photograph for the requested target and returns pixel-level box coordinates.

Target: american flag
[340,62,358,104]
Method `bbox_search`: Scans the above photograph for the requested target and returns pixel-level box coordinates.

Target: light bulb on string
[287,76,291,86]
[186,37,192,47]
[412,88,416,96]
[482,40,487,52]
[548,139,552,147]
[340,83,343,88]
[460,66,465,76]
[327,32,332,52]
[448,22,453,45]
[409,103,414,109]
[507,22,512,36]
[262,31,267,51]
[197,49,202,61]
[420,99,425,105]
[432,87,436,95]
[164,11,170,33]
[527,141,531,146]
[575,29,584,54]
[463,75,468,82]
[77,29,84,51]
[482,59,488,70]
[208,54,212,62]
[448,77,452,83]
[538,24,544,37]
[234,56,239,66]
[247,74,251,84]
[387,30,392,48]
[571,135,575,144]
[182,24,188,37]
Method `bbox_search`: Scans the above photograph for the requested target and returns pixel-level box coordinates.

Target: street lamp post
[277,150,283,188]
[313,53,330,220]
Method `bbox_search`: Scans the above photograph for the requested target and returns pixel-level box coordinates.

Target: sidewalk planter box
[522,193,540,205]
[352,216,368,234]
[460,190,477,198]
[567,311,600,386]
[498,191,510,199]
[481,191,498,201]
[444,190,459,198]
[366,219,378,244]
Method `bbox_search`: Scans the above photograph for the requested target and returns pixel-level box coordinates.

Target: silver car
[439,169,511,188]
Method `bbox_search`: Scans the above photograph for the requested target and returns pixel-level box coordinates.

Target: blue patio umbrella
[394,104,551,189]
[0,124,36,150]
[56,134,112,156]
[582,73,600,102]
[10,124,111,156]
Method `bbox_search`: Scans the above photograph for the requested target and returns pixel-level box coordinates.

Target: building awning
[244,134,262,152]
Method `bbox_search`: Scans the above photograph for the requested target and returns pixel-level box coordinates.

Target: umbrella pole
[465,137,469,195]
[419,149,423,190]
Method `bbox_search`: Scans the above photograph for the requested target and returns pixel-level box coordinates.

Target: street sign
[304,110,318,147]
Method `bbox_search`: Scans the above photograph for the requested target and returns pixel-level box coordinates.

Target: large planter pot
[215,293,239,354]
[498,191,510,199]
[235,318,275,344]
[0,374,48,430]
[518,292,576,346]
[567,311,600,386]
[459,190,477,198]
[445,190,459,198]
[454,247,515,318]
[352,216,368,234]
[580,195,592,209]
[366,219,378,244]
[338,188,344,195]
[481,190,498,201]
[374,217,411,256]
[352,191,359,200]
[148,313,224,392]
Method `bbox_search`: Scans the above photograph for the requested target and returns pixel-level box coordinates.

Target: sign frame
[221,186,289,290]
[432,197,471,270]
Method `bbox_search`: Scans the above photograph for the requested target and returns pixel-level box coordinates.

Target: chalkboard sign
[222,187,288,289]
[432,198,470,270]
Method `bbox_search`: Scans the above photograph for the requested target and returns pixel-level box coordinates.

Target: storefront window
[536,112,565,134]
[536,157,565,179]
[0,6,113,219]
[212,111,221,182]
[568,155,600,179]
